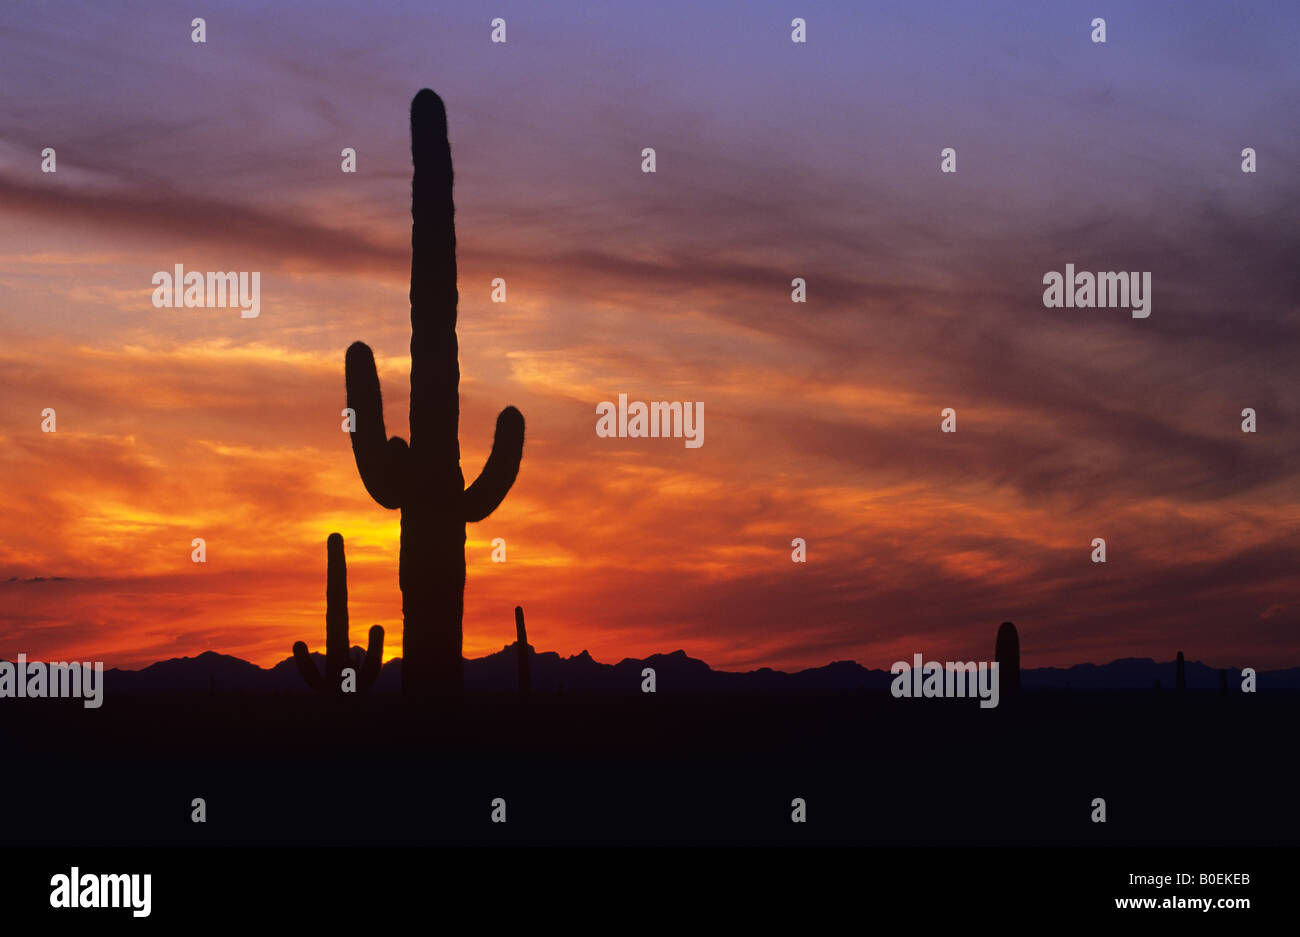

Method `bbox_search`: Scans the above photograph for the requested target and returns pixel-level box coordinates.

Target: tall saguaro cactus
[345,89,525,697]
[293,533,384,694]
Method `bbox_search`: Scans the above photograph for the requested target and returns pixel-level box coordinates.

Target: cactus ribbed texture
[346,89,524,698]
[515,606,531,703]
[994,621,1020,699]
[293,533,384,695]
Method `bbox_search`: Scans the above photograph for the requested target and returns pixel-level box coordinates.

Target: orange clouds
[2,37,1296,676]
[2,306,1296,675]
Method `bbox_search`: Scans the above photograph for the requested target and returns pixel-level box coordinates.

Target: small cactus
[994,621,1020,699]
[293,533,384,695]
[515,606,531,703]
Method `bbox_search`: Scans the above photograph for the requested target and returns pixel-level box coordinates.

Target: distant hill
[67,646,1300,695]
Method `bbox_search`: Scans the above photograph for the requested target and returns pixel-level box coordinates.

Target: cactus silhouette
[346,89,524,698]
[994,621,1020,699]
[293,533,384,695]
[1175,650,1185,701]
[515,606,531,703]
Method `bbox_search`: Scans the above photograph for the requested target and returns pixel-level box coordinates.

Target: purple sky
[0,1,1297,672]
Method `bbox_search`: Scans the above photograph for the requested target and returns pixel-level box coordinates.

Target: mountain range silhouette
[90,646,1300,695]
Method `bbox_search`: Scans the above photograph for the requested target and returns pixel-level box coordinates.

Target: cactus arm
[292,641,325,692]
[463,406,525,522]
[359,624,385,691]
[345,341,408,510]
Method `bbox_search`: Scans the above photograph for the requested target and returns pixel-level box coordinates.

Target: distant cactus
[515,606,531,703]
[994,621,1020,699]
[293,533,384,695]
[1176,650,1185,701]
[345,89,524,698]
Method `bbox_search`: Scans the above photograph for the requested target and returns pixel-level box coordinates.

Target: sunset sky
[1,1,1297,673]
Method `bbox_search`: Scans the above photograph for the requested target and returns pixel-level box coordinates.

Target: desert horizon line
[21,643,1277,679]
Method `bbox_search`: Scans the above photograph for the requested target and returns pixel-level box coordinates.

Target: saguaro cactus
[345,90,525,697]
[293,533,384,695]
[515,605,531,703]
[1176,650,1186,701]
[995,621,1020,699]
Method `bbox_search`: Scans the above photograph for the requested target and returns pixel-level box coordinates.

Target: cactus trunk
[325,531,350,687]
[515,605,531,702]
[346,90,525,699]
[994,621,1020,699]
[399,500,467,693]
